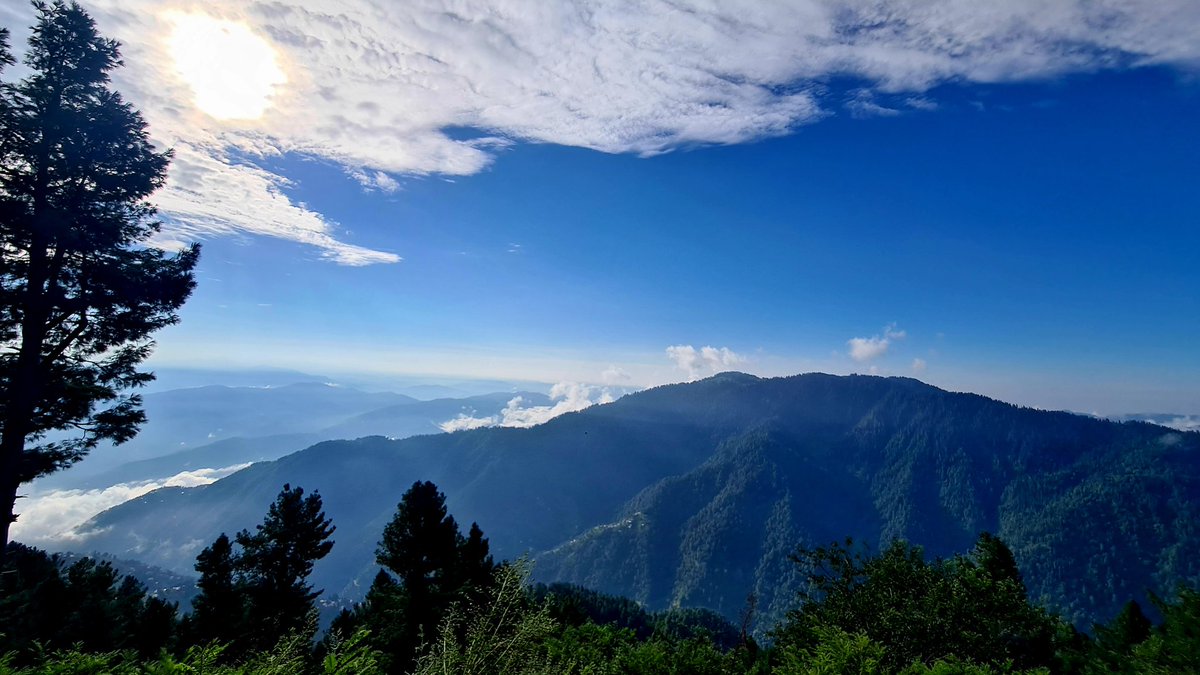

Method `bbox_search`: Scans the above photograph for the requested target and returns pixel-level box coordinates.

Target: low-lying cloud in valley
[12,465,250,548]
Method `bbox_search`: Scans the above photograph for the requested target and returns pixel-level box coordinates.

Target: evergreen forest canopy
[4,479,1200,674]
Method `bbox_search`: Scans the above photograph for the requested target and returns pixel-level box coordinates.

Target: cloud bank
[440,381,615,431]
[667,345,747,380]
[11,464,251,548]
[1138,415,1200,433]
[4,0,1195,263]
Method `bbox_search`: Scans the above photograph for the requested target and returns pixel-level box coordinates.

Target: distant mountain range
[40,383,550,490]
[71,373,1200,630]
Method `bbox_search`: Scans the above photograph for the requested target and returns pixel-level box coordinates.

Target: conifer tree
[457,521,497,596]
[189,533,244,647]
[235,484,335,652]
[377,480,463,598]
[0,1,199,555]
[353,480,497,670]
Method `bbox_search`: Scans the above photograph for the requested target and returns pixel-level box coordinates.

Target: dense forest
[3,479,1200,674]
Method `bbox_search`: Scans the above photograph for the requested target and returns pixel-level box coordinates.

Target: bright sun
[166,13,287,120]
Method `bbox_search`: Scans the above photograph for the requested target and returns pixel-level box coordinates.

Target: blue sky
[149,67,1200,414]
[6,0,1197,414]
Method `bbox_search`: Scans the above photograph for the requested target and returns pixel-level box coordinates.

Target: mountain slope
[72,373,1200,628]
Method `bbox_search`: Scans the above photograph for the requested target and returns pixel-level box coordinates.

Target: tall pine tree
[188,533,244,648]
[338,480,496,671]
[235,484,335,652]
[0,1,199,555]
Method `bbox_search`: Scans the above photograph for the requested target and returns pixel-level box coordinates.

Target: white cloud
[848,323,906,363]
[11,464,251,548]
[0,1,1189,263]
[666,344,747,380]
[1151,416,1200,432]
[439,381,615,432]
[848,336,890,362]
[439,413,496,432]
[846,89,902,118]
[501,382,616,427]
[351,169,401,193]
[911,357,928,374]
[601,365,632,385]
[149,145,401,265]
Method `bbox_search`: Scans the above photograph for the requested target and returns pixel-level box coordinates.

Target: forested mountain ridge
[73,372,1200,629]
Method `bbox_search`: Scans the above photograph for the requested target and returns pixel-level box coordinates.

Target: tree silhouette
[339,480,496,671]
[376,480,464,597]
[0,1,199,555]
[235,484,335,652]
[189,533,244,648]
[0,545,178,663]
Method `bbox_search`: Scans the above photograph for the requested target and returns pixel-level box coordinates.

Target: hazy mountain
[141,368,332,393]
[70,434,323,490]
[72,373,1200,629]
[37,383,416,488]
[69,392,553,489]
[318,391,551,440]
[392,384,475,400]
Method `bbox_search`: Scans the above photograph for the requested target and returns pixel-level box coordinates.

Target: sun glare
[166,13,287,120]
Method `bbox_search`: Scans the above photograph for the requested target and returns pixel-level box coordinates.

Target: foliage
[334,480,495,671]
[9,498,1200,675]
[235,484,335,652]
[185,484,335,659]
[1083,600,1150,674]
[534,582,741,650]
[0,0,199,551]
[412,558,558,675]
[773,534,1064,673]
[540,622,738,674]
[773,626,886,675]
[0,628,378,674]
[186,533,243,648]
[0,543,177,665]
[318,629,383,675]
[1125,587,1200,673]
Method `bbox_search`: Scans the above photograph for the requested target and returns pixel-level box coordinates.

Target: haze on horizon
[3,0,1196,416]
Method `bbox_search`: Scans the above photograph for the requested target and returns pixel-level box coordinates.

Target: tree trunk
[0,238,49,562]
[0,469,17,566]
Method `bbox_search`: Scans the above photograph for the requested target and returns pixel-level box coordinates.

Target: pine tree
[972,531,1025,591]
[377,480,463,598]
[0,1,199,555]
[457,521,497,595]
[1085,599,1152,673]
[235,484,335,652]
[189,533,244,647]
[355,480,497,670]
